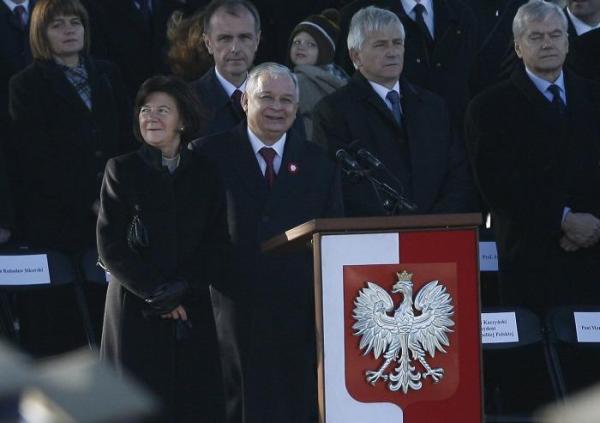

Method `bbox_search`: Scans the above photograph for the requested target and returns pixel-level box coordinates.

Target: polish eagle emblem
[352,270,454,393]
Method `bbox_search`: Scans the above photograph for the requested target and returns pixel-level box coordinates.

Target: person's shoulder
[189,125,239,155]
[9,62,42,86]
[190,68,215,94]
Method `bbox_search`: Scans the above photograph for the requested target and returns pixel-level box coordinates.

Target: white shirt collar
[525,67,567,104]
[368,80,402,111]
[567,8,600,35]
[3,0,30,13]
[215,67,247,98]
[400,0,435,36]
[247,127,286,157]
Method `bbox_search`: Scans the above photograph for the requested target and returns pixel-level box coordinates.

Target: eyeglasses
[292,39,317,49]
[139,106,172,117]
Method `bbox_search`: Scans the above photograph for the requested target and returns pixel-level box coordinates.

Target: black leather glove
[144,278,189,315]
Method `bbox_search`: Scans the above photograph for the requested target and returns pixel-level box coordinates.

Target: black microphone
[335,148,362,171]
[356,148,383,170]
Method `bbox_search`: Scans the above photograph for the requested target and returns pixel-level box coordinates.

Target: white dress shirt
[400,0,435,38]
[247,127,286,175]
[525,67,567,105]
[567,8,600,36]
[215,67,247,97]
[3,0,30,21]
[368,80,403,114]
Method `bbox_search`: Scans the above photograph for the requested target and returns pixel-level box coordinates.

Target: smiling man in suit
[466,0,600,311]
[314,6,476,217]
[190,63,342,423]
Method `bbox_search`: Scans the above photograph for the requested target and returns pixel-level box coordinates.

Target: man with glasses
[466,0,600,312]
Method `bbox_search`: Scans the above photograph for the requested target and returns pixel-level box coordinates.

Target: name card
[481,312,519,343]
[574,312,600,343]
[479,242,498,271]
[0,255,50,286]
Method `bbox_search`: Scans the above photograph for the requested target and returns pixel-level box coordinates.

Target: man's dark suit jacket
[566,14,600,84]
[465,66,600,310]
[190,123,342,423]
[191,67,244,138]
[336,0,478,127]
[96,0,191,97]
[313,71,476,216]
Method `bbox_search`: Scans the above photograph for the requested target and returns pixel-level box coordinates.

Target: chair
[482,307,562,422]
[545,305,600,397]
[0,250,96,356]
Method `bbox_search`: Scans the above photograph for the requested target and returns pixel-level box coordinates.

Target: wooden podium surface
[262,213,482,253]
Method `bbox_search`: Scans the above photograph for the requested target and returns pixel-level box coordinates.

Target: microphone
[335,148,362,171]
[356,148,383,170]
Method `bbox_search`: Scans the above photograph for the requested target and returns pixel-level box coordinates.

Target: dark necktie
[13,5,27,30]
[231,89,244,118]
[259,147,277,189]
[386,90,403,126]
[413,3,434,45]
[547,84,566,115]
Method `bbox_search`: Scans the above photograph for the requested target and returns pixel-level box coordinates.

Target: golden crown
[396,270,413,282]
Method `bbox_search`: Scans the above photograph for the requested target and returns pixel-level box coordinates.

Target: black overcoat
[191,67,245,138]
[8,56,132,251]
[313,72,477,216]
[97,144,229,422]
[465,66,600,310]
[190,123,343,423]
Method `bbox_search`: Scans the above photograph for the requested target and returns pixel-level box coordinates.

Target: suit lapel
[267,128,305,203]
[352,73,402,130]
[229,124,270,200]
[39,61,89,114]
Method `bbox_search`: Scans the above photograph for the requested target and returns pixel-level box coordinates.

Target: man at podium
[313,6,477,217]
[190,63,342,423]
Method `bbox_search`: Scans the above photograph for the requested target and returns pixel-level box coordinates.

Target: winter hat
[289,9,341,66]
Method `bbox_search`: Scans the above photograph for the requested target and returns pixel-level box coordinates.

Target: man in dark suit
[466,0,600,311]
[191,63,342,423]
[191,0,260,137]
[96,0,193,97]
[335,0,478,128]
[314,6,476,217]
[564,0,600,82]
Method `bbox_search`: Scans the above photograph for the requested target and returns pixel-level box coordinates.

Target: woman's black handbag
[127,204,149,253]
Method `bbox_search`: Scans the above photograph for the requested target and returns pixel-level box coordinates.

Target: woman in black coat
[8,0,132,252]
[97,75,229,422]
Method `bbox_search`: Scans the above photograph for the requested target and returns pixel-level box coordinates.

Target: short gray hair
[347,6,405,51]
[513,0,568,40]
[246,62,299,100]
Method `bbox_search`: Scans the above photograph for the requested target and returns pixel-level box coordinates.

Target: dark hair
[133,75,205,144]
[203,0,261,34]
[30,0,90,61]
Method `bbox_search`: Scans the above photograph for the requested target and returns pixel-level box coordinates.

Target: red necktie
[259,147,277,189]
[14,5,27,30]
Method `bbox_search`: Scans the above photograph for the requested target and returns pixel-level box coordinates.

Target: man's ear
[241,91,249,112]
[203,33,214,55]
[349,48,361,69]
[514,41,523,59]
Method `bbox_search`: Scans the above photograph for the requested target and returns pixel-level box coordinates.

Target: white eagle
[352,270,454,393]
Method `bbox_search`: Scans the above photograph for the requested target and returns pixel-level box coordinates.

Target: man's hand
[561,212,600,248]
[161,305,188,321]
[559,235,580,252]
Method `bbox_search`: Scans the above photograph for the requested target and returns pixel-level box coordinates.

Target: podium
[263,214,482,423]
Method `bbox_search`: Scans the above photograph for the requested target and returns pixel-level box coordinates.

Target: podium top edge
[261,213,482,253]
